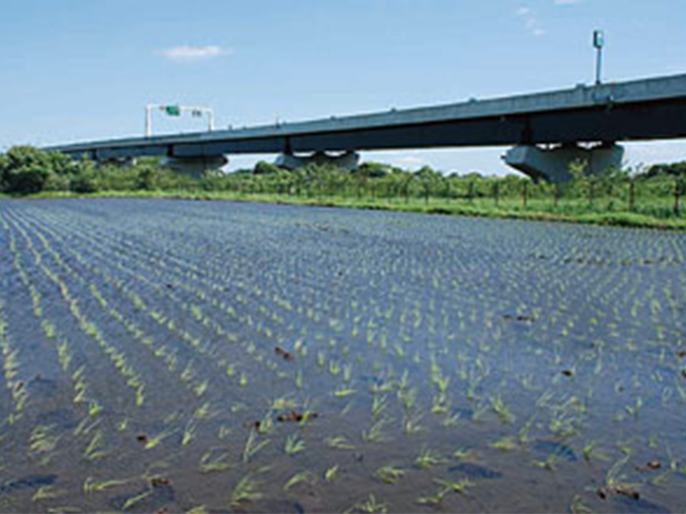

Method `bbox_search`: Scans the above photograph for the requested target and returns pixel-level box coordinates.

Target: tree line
[1,146,684,217]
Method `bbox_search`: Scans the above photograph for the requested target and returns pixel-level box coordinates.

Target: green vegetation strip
[2,145,685,231]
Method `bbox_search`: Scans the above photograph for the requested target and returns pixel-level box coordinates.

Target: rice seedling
[434,477,474,495]
[376,466,405,484]
[242,430,271,463]
[517,416,536,445]
[230,475,263,509]
[193,402,214,421]
[326,436,356,450]
[88,399,103,418]
[84,430,107,461]
[272,396,297,410]
[29,425,60,464]
[199,449,233,473]
[625,396,643,418]
[596,455,642,501]
[122,488,154,511]
[532,453,558,471]
[31,486,66,502]
[582,441,610,463]
[347,494,388,513]
[285,434,306,455]
[325,464,340,482]
[194,380,209,397]
[415,447,447,469]
[334,386,357,398]
[442,411,462,427]
[491,395,515,425]
[490,436,518,452]
[371,395,388,420]
[283,471,317,491]
[403,412,425,435]
[362,417,392,443]
[83,477,131,494]
[431,392,450,414]
[416,488,448,506]
[397,387,417,411]
[569,495,593,514]
[144,427,177,450]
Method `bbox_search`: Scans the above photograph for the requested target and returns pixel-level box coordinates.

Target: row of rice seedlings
[28,424,61,466]
[18,214,213,403]
[1,213,121,475]
[21,210,343,462]
[24,206,416,406]
[86,217,374,416]
[0,295,28,424]
[28,208,368,376]
[12,214,228,391]
[6,215,147,408]
[4,214,99,436]
[31,209,281,338]
[4,215,119,412]
[21,211,277,392]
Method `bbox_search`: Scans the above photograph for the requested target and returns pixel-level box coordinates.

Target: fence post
[554,184,559,209]
[522,181,528,208]
[674,179,681,217]
[628,180,635,213]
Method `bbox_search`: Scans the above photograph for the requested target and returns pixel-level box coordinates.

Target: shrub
[135,165,161,190]
[70,173,99,193]
[3,165,52,195]
[254,161,283,175]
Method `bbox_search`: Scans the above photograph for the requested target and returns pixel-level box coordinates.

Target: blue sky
[1,0,685,174]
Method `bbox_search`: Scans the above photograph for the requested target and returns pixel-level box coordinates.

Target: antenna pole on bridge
[145,105,153,138]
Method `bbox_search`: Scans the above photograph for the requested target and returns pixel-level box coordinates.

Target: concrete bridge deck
[47,73,686,182]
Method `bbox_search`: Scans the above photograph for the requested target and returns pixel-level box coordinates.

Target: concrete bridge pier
[161,155,229,176]
[503,143,625,183]
[275,151,360,171]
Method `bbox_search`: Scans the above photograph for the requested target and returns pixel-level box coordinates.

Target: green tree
[415,166,441,204]
[0,146,55,194]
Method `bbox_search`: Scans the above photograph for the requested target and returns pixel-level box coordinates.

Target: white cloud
[159,45,232,62]
[516,6,546,37]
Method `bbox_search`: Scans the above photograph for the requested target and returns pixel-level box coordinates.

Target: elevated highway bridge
[47,73,686,183]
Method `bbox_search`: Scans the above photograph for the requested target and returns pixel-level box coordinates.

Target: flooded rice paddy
[0,198,685,513]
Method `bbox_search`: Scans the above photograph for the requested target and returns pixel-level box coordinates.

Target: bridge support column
[503,144,624,183]
[275,151,360,171]
[161,155,228,176]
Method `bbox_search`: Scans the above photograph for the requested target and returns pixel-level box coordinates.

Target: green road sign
[165,105,181,116]
[593,30,604,49]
